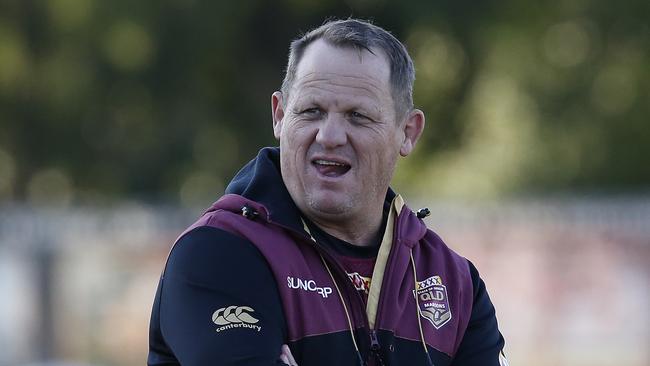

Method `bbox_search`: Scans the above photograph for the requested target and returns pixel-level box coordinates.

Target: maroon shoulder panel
[196,194,353,342]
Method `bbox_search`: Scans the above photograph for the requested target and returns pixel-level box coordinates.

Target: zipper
[306,233,401,366]
[367,240,399,366]
[367,210,403,355]
[232,194,413,363]
[369,235,400,337]
[273,218,401,363]
[370,329,380,351]
[370,329,385,366]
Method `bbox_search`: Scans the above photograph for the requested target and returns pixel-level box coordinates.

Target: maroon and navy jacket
[148,147,507,366]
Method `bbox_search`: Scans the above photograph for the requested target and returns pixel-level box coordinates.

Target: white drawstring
[410,250,435,366]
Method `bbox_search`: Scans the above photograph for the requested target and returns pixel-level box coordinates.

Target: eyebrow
[292,95,384,118]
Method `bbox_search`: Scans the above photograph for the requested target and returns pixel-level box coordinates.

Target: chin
[307,197,354,218]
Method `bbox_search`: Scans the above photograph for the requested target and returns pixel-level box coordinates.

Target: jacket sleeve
[148,226,288,366]
[450,261,508,366]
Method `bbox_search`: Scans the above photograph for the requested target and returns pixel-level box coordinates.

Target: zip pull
[370,329,385,366]
[370,329,380,351]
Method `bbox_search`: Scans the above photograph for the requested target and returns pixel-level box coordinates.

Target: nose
[315,113,347,148]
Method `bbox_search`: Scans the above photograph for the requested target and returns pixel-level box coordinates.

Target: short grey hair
[280,18,416,121]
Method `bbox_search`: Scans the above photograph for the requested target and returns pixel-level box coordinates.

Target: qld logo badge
[414,275,452,329]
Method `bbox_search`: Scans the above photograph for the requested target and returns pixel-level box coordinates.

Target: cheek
[364,131,400,157]
[282,119,312,143]
[280,123,315,168]
[357,134,399,178]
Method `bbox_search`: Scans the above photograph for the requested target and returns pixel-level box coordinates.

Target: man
[148,19,507,366]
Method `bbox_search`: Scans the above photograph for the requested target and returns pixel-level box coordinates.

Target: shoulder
[164,225,270,288]
[464,260,500,327]
[418,225,495,307]
[419,228,472,277]
[452,260,505,365]
[397,202,470,271]
[465,260,485,296]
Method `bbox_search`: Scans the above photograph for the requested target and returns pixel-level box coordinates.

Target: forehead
[290,39,392,104]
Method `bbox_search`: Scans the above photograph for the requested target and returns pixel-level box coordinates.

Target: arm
[148,226,288,365]
[450,261,508,366]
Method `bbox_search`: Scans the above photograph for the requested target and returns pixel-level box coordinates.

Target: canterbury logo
[212,306,261,332]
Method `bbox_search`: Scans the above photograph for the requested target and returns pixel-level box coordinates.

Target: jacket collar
[223,147,420,242]
[224,147,305,234]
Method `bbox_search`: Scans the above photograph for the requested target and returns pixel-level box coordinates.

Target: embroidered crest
[414,275,452,329]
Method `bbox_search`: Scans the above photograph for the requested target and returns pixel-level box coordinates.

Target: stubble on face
[276,40,402,244]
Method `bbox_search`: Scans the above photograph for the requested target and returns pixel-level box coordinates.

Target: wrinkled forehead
[292,40,392,98]
[290,80,387,119]
[291,71,388,103]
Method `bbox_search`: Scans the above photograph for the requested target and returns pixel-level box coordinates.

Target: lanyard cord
[302,217,364,365]
[319,253,365,366]
[410,250,436,366]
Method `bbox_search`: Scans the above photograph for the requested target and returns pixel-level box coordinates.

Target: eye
[299,108,323,118]
[349,111,371,122]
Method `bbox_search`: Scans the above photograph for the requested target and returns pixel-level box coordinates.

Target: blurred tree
[0,0,647,206]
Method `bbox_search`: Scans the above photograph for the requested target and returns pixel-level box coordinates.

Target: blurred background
[0,0,648,365]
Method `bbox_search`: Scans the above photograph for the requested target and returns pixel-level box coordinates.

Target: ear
[399,109,425,157]
[271,91,285,140]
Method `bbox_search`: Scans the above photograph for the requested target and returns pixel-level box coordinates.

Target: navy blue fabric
[148,226,287,365]
[451,262,506,365]
[225,147,304,234]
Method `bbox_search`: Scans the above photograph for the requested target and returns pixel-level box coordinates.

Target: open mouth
[312,159,351,178]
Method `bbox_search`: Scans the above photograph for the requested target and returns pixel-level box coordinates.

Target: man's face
[272,40,418,226]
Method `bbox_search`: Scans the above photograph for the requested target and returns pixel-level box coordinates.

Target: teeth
[314,159,346,167]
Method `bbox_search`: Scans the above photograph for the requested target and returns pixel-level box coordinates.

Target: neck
[306,208,384,247]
